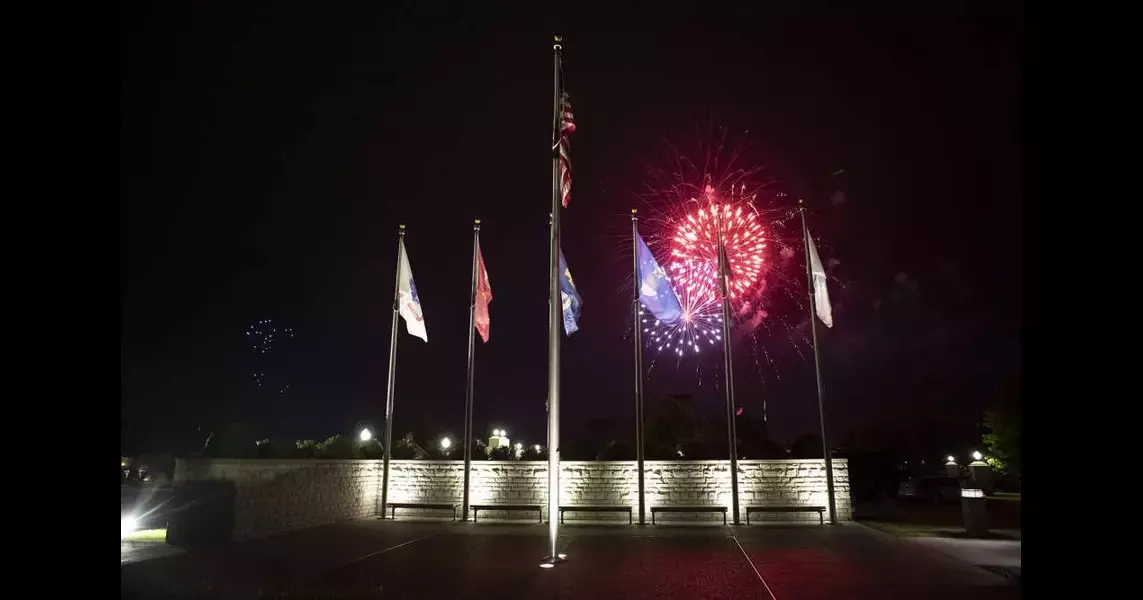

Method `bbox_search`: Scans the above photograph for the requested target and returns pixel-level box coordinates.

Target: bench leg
[723,512,727,525]
[819,511,824,526]
[746,512,750,525]
[629,511,632,525]
[473,510,478,523]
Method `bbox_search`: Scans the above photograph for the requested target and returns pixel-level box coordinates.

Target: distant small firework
[246,319,294,355]
[246,318,294,394]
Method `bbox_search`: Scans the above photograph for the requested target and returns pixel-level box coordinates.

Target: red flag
[474,242,492,343]
[558,92,575,208]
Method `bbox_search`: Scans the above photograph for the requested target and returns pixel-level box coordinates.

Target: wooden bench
[558,505,633,524]
[471,503,544,523]
[650,505,728,525]
[745,505,826,525]
[387,502,458,521]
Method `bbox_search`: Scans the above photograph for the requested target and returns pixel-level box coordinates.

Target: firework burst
[632,126,814,377]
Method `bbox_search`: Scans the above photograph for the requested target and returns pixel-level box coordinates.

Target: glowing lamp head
[359,428,372,442]
[440,437,452,449]
[971,451,983,461]
[946,455,956,464]
[515,443,523,451]
[121,515,139,538]
[534,444,542,452]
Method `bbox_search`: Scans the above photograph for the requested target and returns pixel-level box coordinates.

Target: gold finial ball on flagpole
[554,34,563,43]
[399,223,406,230]
[474,218,481,225]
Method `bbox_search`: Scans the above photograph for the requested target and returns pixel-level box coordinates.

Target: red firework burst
[669,188,767,304]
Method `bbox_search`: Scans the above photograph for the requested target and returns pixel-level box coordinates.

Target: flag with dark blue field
[636,232,682,324]
[558,249,582,335]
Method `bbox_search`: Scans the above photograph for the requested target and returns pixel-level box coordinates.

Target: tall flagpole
[715,205,740,525]
[798,199,837,525]
[544,35,564,566]
[380,224,405,518]
[462,219,480,522]
[631,209,646,526]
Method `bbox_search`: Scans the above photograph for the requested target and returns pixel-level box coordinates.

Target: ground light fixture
[359,428,373,442]
[540,553,569,569]
[122,514,139,539]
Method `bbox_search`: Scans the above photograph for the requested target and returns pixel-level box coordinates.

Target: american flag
[558,92,575,208]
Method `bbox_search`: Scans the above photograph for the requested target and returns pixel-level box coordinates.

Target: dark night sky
[121,3,1021,454]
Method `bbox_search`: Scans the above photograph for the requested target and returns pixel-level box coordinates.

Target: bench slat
[558,505,632,524]
[388,502,459,522]
[470,504,544,523]
[650,506,728,525]
[745,505,826,525]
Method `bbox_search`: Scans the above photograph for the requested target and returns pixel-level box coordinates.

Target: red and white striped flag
[558,92,575,208]
[474,241,492,343]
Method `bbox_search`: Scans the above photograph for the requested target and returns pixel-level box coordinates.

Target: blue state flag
[559,249,582,335]
[636,233,682,324]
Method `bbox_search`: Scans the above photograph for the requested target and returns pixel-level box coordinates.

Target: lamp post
[440,436,453,458]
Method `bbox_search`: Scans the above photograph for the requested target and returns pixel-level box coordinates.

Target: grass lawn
[122,528,167,543]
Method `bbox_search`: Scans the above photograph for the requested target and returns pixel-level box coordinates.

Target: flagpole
[543,35,564,566]
[798,199,837,525]
[631,209,646,526]
[462,219,480,522]
[715,205,740,525]
[380,224,405,519]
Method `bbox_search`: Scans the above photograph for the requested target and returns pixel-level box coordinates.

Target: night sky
[121,4,1020,454]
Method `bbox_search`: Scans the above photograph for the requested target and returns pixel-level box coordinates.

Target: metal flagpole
[380,224,405,518]
[462,219,480,521]
[631,209,646,526]
[798,199,837,525]
[715,205,740,525]
[543,35,565,567]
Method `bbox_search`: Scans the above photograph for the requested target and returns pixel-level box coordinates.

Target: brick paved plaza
[121,520,1019,599]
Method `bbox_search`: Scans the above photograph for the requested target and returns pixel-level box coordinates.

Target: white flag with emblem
[397,239,428,342]
[806,230,833,328]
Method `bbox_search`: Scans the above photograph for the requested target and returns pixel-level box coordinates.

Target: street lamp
[441,437,452,450]
[359,428,372,442]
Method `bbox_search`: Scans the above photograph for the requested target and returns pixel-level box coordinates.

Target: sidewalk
[906,537,1021,580]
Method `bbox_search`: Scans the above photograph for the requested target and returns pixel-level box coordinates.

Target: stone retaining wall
[174,458,850,540]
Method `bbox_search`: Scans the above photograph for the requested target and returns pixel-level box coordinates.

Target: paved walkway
[121,520,1020,599]
[906,536,1021,579]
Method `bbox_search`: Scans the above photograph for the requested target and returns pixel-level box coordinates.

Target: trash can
[960,487,988,537]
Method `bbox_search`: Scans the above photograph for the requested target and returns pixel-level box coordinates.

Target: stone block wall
[174,458,850,540]
[174,459,382,541]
